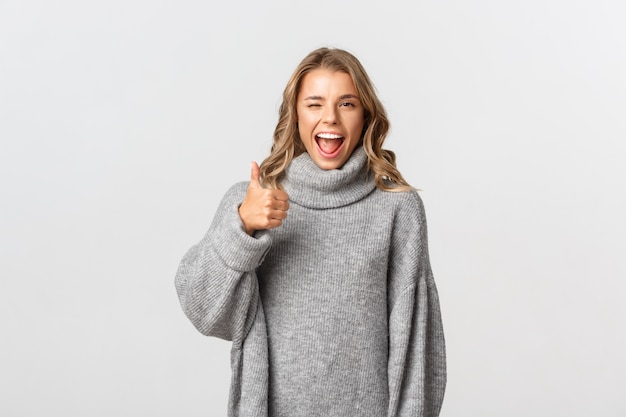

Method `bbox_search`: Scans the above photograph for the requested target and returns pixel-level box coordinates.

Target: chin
[312,156,347,170]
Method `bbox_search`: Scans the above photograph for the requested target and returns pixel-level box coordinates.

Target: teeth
[316,133,343,139]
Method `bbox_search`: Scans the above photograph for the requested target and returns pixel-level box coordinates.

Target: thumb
[249,161,262,189]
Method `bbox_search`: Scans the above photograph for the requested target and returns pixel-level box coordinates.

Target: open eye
[340,102,356,108]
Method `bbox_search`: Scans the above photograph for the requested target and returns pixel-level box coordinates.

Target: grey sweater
[175,147,446,417]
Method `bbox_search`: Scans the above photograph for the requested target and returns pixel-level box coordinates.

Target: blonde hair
[260,47,412,192]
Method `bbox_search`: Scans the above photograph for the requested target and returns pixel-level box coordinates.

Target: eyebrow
[303,94,360,101]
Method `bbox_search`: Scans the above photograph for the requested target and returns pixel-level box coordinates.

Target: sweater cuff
[209,201,272,272]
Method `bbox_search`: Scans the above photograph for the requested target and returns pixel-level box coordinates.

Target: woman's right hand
[238,162,290,236]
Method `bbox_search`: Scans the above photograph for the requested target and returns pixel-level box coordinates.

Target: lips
[315,132,345,158]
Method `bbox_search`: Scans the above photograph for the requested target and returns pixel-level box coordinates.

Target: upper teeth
[317,133,343,139]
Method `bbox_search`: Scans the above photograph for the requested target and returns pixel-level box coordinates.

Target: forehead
[298,69,358,97]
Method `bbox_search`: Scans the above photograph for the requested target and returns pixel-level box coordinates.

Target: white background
[1,0,625,416]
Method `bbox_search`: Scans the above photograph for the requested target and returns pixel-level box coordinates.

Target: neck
[281,147,376,209]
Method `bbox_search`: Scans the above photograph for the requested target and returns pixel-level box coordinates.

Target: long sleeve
[174,182,272,345]
[387,191,446,417]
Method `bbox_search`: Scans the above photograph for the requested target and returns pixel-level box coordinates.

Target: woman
[175,47,446,417]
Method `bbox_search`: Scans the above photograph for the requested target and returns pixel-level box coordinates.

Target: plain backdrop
[1,0,625,416]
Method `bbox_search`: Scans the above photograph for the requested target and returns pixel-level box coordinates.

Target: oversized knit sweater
[175,147,446,417]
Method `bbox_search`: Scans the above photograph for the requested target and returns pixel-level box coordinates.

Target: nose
[322,106,338,125]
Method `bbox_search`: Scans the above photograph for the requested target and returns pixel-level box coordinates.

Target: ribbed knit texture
[175,147,446,417]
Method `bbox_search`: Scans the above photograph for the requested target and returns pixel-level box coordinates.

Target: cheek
[297,118,306,140]
[298,113,319,141]
[350,115,365,138]
[296,111,307,130]
[296,119,311,150]
[299,111,314,126]
[296,114,306,139]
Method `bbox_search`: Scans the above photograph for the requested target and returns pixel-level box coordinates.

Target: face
[296,69,365,170]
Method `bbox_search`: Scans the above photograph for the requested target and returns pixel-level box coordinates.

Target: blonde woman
[175,47,446,417]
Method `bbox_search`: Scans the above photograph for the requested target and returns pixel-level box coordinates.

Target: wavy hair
[260,47,412,192]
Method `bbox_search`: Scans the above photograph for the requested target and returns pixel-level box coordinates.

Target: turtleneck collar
[281,146,376,209]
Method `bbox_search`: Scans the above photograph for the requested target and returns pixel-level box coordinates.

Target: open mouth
[315,133,345,158]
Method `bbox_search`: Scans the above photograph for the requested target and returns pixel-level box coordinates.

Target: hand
[238,161,290,236]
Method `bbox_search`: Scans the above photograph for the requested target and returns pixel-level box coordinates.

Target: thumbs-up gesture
[238,162,290,236]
